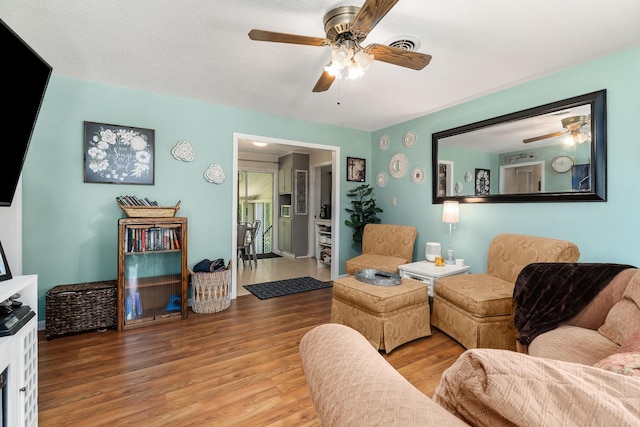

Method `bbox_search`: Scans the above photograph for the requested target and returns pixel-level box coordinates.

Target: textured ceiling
[2,0,640,132]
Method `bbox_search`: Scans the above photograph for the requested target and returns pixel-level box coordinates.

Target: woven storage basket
[45,280,117,339]
[191,263,231,314]
[118,201,180,218]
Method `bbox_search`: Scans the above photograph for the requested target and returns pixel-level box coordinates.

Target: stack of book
[116,195,159,206]
[116,198,181,218]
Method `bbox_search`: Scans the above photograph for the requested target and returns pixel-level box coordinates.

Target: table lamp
[441,201,459,265]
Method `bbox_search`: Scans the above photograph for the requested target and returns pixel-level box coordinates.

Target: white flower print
[85,124,153,183]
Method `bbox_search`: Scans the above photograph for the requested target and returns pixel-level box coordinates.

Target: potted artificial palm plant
[344,183,383,244]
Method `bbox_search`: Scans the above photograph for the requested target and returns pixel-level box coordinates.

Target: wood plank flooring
[38,259,465,426]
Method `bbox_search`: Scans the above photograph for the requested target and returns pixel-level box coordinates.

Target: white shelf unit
[0,274,38,427]
[315,220,332,267]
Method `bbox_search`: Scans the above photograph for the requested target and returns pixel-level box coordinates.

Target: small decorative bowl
[355,269,402,287]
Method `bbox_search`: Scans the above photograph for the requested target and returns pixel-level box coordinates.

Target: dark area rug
[256,252,282,260]
[243,276,332,300]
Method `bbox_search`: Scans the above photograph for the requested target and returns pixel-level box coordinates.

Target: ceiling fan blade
[368,44,432,70]
[350,0,399,37]
[248,29,329,47]
[522,131,564,144]
[312,71,335,92]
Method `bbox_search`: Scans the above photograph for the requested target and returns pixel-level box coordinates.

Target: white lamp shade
[442,200,460,224]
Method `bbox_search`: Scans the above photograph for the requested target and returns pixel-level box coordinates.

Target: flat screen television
[0,19,52,207]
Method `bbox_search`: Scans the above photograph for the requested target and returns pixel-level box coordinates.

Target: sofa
[431,233,580,351]
[345,224,417,274]
[300,323,640,426]
[514,262,640,367]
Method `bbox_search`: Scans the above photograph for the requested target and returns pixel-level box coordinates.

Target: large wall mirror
[432,90,607,203]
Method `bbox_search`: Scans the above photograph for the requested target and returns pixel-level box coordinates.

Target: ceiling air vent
[387,36,420,51]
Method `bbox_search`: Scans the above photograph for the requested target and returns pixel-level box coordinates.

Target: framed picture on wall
[0,240,12,282]
[83,121,155,185]
[572,164,591,191]
[295,169,308,215]
[475,168,490,196]
[346,157,366,182]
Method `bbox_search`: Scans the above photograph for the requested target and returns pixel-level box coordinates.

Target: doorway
[232,133,341,299]
[238,170,275,255]
[499,161,545,194]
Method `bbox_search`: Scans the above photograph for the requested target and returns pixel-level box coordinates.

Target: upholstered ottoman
[331,276,430,353]
[431,274,515,350]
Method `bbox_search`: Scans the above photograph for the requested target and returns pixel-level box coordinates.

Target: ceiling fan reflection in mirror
[523,114,591,145]
[248,0,432,92]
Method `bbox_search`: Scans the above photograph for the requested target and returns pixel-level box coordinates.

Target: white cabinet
[0,274,38,427]
[278,167,292,194]
[315,220,332,267]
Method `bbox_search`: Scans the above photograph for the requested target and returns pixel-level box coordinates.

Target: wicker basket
[191,263,231,314]
[45,280,117,339]
[119,201,181,218]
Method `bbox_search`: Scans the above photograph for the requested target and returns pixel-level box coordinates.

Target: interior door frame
[231,132,340,300]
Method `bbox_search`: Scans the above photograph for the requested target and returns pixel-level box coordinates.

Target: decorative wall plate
[378,135,389,151]
[411,167,425,184]
[464,171,472,182]
[171,140,195,161]
[204,164,225,184]
[455,181,463,195]
[376,171,387,187]
[389,153,409,179]
[403,131,417,148]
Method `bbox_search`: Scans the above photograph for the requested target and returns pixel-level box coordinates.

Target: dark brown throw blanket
[514,262,636,345]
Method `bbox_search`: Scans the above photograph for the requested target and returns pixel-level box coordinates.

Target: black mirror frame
[432,90,607,204]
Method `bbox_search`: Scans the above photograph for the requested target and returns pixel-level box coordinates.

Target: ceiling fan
[522,114,591,144]
[248,0,432,92]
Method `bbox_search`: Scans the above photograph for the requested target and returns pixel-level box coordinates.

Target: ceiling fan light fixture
[563,129,590,146]
[325,43,373,80]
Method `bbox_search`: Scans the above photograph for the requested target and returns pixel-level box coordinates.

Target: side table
[398,261,470,300]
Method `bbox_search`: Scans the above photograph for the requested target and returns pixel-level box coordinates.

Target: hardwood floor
[38,262,465,426]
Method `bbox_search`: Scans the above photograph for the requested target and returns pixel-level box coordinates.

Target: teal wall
[22,46,640,320]
[373,47,640,272]
[23,80,370,318]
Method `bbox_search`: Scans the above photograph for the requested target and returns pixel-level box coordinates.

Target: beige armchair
[431,233,580,350]
[345,223,417,274]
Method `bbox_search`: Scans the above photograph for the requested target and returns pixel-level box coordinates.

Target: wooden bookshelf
[117,217,188,331]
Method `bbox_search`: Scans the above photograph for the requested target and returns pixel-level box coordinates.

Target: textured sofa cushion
[433,348,640,426]
[619,327,640,353]
[598,272,640,345]
[566,268,638,330]
[300,323,468,426]
[528,325,620,365]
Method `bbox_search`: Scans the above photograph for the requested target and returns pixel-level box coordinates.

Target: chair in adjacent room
[236,223,251,268]
[247,219,261,268]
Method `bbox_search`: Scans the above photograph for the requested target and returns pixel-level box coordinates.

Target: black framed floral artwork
[346,157,366,182]
[84,121,155,184]
[475,168,490,196]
